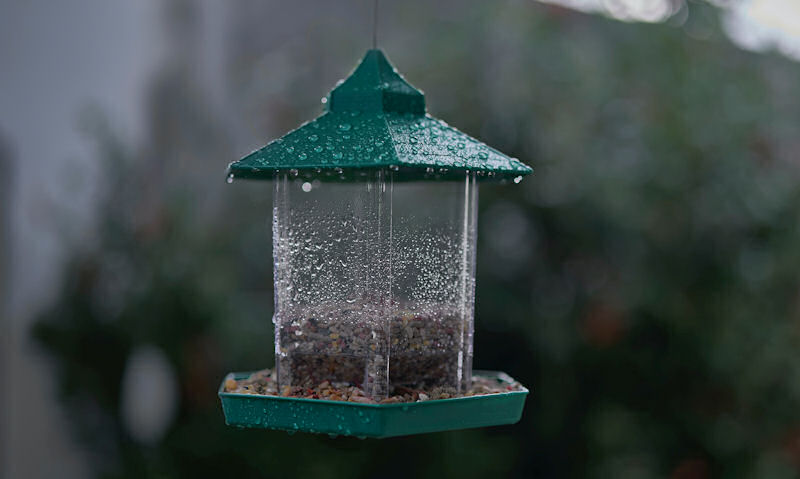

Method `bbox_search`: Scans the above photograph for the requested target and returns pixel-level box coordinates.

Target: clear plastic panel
[272,171,477,398]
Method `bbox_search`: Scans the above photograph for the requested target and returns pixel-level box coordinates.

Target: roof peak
[325,49,425,115]
[227,50,533,182]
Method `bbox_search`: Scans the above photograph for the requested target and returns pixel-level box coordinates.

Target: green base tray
[219,370,528,438]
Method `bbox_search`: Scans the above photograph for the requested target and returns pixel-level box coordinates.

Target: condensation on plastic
[272,171,478,398]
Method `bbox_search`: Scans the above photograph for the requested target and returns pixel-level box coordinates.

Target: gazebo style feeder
[219,49,532,438]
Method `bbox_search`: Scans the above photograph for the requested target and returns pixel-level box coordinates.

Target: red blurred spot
[780,427,800,468]
[671,458,709,479]
[580,303,626,348]
[183,334,222,409]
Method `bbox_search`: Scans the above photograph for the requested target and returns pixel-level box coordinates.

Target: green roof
[228,50,532,181]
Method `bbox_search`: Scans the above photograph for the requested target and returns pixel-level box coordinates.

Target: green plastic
[219,371,528,438]
[228,50,532,181]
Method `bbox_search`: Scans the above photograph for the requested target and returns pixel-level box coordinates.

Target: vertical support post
[457,172,479,393]
[364,169,392,398]
[273,173,291,389]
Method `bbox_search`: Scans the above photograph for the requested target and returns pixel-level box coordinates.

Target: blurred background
[3,0,800,477]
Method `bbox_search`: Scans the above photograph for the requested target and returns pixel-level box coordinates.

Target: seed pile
[224,368,523,404]
[277,304,466,392]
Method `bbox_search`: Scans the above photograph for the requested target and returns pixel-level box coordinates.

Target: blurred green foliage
[34,1,800,478]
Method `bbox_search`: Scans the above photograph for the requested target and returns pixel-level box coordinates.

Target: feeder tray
[219,371,528,438]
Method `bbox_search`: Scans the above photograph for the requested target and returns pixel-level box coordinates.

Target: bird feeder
[219,50,531,438]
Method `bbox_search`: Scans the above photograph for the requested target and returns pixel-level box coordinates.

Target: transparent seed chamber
[272,170,478,399]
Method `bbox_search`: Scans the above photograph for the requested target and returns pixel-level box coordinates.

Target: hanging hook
[372,0,379,49]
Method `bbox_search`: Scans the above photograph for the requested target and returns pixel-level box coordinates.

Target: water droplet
[320,96,328,104]
[478,151,488,160]
[389,165,399,171]
[309,134,319,142]
[226,173,234,184]
[314,146,323,153]
[285,146,295,153]
[332,151,343,160]
[298,153,307,161]
[290,168,299,176]
[338,123,351,131]
[514,176,523,184]
[301,182,312,192]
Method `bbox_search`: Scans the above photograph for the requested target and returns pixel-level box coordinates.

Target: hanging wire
[372,0,379,49]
